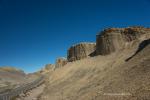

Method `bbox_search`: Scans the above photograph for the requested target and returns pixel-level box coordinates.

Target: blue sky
[0,0,150,73]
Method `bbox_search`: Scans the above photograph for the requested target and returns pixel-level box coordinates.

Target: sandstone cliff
[55,57,67,68]
[67,42,96,62]
[39,64,54,74]
[38,26,150,100]
[40,38,150,100]
[96,27,150,55]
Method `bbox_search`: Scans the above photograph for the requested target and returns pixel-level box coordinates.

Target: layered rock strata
[67,42,96,62]
[96,27,150,55]
[39,64,54,74]
[55,57,67,68]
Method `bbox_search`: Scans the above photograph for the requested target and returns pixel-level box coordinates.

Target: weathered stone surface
[55,57,67,68]
[39,64,54,74]
[67,42,96,62]
[45,64,54,70]
[96,26,150,55]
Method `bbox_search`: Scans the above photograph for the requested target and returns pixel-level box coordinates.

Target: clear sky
[0,0,150,73]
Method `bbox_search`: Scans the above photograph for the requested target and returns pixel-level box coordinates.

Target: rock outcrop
[45,64,54,70]
[55,57,67,68]
[67,42,96,62]
[39,64,54,74]
[96,26,150,55]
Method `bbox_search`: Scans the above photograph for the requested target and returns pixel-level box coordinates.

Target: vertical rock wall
[55,57,67,68]
[39,64,54,74]
[67,42,96,62]
[96,27,150,55]
[96,30,124,55]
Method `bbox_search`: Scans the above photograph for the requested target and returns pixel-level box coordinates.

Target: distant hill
[0,66,25,74]
[0,66,26,81]
[0,66,40,93]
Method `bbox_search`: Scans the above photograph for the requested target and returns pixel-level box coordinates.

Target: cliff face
[96,27,150,55]
[55,57,67,68]
[45,64,54,70]
[40,26,150,100]
[67,43,96,62]
[39,64,54,74]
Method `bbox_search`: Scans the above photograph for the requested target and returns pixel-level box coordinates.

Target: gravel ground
[16,84,45,100]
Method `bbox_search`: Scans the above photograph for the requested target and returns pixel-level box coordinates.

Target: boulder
[67,42,96,62]
[96,26,150,55]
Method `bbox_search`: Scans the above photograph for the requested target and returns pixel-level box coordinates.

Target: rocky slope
[0,66,42,94]
[39,27,150,100]
[0,67,27,93]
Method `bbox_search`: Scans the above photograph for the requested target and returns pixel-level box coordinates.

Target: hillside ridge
[38,26,150,100]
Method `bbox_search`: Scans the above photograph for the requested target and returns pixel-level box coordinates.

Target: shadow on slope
[125,39,150,61]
